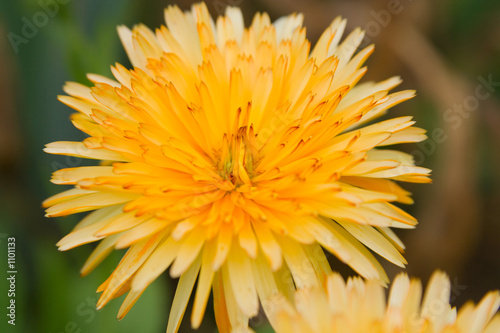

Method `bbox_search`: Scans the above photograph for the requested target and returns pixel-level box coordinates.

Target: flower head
[44,2,430,331]
[269,271,500,333]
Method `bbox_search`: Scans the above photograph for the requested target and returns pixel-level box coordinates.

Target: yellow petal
[253,221,282,271]
[338,221,406,267]
[44,141,130,162]
[191,240,216,328]
[80,233,122,276]
[131,236,181,292]
[276,235,319,288]
[45,192,137,218]
[170,228,206,278]
[97,234,163,309]
[166,255,202,333]
[227,244,259,317]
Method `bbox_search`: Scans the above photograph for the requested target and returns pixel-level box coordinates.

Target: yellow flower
[269,271,500,333]
[43,2,430,332]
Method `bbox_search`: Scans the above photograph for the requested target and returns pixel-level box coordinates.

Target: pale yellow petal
[166,255,202,333]
[131,236,181,292]
[97,234,163,309]
[44,141,130,162]
[338,221,406,267]
[227,244,259,317]
[191,240,216,328]
[81,233,123,276]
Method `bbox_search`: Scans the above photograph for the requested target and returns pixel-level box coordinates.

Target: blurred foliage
[0,0,499,332]
[0,0,171,332]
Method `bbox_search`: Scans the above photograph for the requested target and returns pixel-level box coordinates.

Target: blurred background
[1,0,499,332]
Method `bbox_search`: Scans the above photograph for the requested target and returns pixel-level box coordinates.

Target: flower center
[215,127,257,191]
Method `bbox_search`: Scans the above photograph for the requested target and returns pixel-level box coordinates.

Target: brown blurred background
[1,0,499,332]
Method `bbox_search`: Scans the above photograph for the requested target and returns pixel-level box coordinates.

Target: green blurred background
[0,0,499,332]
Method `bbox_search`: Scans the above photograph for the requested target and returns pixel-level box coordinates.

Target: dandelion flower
[44,2,431,332]
[269,271,500,333]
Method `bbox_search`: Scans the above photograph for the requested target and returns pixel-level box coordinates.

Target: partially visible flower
[44,2,430,332]
[269,271,500,333]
